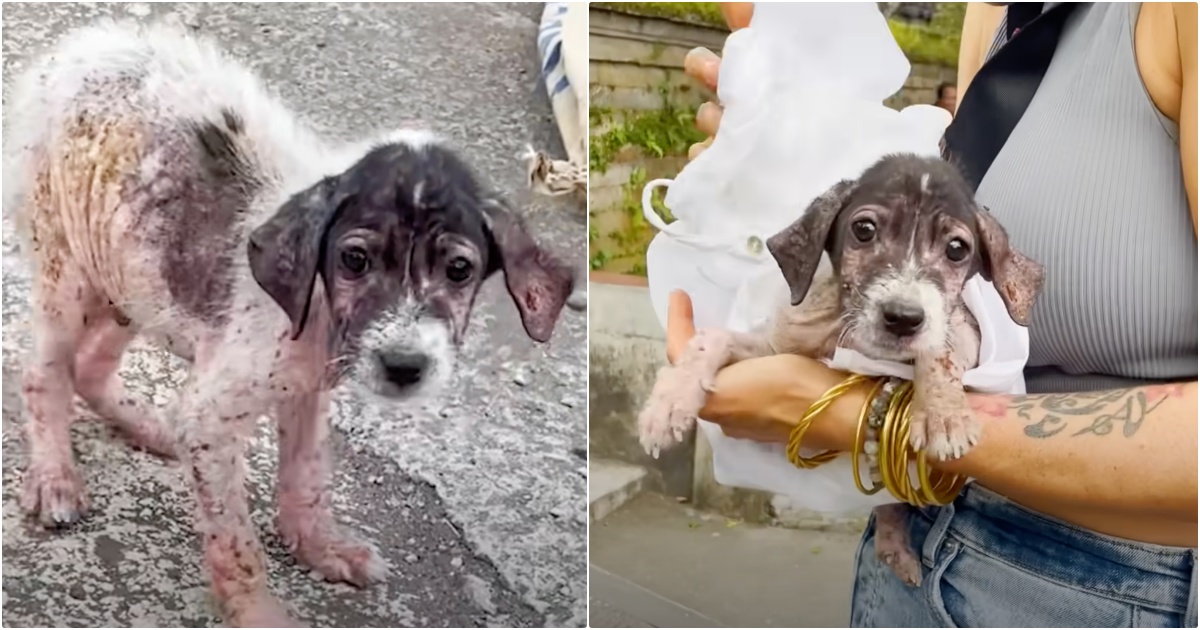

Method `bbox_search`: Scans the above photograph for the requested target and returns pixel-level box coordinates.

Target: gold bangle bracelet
[877,381,968,507]
[786,373,872,470]
[879,382,917,504]
[851,378,886,495]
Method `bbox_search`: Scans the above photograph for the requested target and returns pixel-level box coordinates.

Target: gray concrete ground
[1,3,587,627]
[590,494,861,628]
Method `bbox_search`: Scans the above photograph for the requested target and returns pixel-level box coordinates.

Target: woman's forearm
[933,382,1198,521]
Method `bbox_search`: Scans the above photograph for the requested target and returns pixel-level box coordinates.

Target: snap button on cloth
[746,235,764,255]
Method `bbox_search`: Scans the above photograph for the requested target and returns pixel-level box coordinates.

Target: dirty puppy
[4,20,574,627]
[637,153,1044,586]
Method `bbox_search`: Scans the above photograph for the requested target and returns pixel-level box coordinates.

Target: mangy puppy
[4,20,574,626]
[637,153,1044,586]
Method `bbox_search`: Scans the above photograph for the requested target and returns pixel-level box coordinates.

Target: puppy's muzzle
[376,349,430,388]
[881,300,925,336]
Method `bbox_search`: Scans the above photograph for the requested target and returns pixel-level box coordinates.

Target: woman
[670,2,1198,626]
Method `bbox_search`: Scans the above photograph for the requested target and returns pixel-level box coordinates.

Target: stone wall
[886,61,958,109]
[589,8,726,112]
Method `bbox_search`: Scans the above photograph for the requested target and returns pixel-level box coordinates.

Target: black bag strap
[941,2,1084,192]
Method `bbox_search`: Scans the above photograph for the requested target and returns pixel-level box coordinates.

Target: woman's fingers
[695,101,723,137]
[683,47,721,91]
[665,290,697,364]
[683,46,724,163]
[689,102,722,161]
[688,136,714,161]
[720,2,755,30]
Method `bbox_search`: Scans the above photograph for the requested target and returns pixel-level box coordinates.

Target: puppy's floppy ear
[767,179,856,305]
[481,198,574,343]
[248,176,346,340]
[974,206,1045,326]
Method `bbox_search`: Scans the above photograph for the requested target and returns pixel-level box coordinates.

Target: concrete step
[589,458,649,523]
[590,493,863,628]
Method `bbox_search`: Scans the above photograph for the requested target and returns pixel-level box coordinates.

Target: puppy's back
[3,20,320,226]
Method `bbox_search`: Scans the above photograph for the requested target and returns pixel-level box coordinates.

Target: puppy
[637,153,1044,586]
[4,21,574,626]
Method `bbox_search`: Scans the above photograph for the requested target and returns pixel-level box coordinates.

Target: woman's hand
[664,290,865,451]
[684,3,754,161]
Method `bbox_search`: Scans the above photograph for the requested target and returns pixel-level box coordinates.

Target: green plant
[588,87,702,275]
[589,167,674,276]
[589,101,707,175]
[887,3,964,67]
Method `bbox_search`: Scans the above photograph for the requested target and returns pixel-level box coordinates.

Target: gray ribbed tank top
[974,2,1198,394]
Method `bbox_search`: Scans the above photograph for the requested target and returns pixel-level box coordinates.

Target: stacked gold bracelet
[787,374,967,507]
[784,373,870,469]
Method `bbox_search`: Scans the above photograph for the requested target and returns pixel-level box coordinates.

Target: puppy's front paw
[227,593,305,628]
[637,365,710,457]
[20,461,89,528]
[280,516,388,587]
[911,407,981,461]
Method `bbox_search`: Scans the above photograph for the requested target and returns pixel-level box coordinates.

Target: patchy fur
[5,20,573,627]
[636,154,1043,588]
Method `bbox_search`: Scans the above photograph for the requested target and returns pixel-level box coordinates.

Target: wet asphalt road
[1,3,587,627]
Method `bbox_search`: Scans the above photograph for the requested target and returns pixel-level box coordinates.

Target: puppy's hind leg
[873,504,922,587]
[275,391,387,587]
[637,329,773,456]
[20,263,92,528]
[74,315,175,458]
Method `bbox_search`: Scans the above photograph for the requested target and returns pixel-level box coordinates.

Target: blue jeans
[850,484,1198,627]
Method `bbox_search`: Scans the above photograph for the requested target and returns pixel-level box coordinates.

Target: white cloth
[642,2,1030,515]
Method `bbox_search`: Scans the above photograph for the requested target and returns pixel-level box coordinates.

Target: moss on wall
[889,3,964,67]
[589,102,699,275]
[589,102,707,175]
[588,166,672,275]
[592,2,727,28]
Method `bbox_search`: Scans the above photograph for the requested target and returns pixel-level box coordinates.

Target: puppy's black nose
[881,302,925,336]
[378,350,430,387]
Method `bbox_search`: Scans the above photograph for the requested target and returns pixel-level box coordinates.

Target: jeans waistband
[920,484,1197,614]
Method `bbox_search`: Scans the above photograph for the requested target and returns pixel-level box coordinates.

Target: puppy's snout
[881,301,925,336]
[377,349,430,388]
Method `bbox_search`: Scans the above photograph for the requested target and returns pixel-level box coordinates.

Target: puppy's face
[829,164,981,360]
[249,138,574,400]
[767,154,1044,361]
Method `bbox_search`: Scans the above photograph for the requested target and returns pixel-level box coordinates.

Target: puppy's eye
[946,238,970,262]
[446,257,473,283]
[851,219,877,243]
[341,247,370,275]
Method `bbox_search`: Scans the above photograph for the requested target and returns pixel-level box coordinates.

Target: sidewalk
[590,493,863,628]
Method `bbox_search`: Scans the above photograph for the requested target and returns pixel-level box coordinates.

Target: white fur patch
[380,128,440,150]
[859,258,949,358]
[349,302,455,403]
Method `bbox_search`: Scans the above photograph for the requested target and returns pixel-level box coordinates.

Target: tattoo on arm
[972,384,1186,440]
